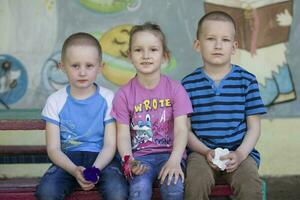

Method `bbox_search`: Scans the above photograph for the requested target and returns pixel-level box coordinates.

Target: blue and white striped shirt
[182,64,266,166]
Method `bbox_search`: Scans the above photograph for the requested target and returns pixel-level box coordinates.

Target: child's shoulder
[46,86,68,102]
[232,64,257,81]
[182,67,203,83]
[96,85,115,104]
[98,85,114,97]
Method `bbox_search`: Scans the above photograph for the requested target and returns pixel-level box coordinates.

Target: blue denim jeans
[35,151,128,200]
[129,153,185,200]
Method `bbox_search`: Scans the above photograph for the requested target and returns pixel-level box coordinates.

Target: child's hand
[122,155,148,179]
[158,159,184,185]
[131,160,148,176]
[74,166,95,190]
[221,150,244,173]
[205,149,219,170]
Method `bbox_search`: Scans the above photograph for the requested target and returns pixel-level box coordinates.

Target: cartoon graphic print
[131,98,173,151]
[152,111,172,147]
[131,114,153,150]
[60,119,94,150]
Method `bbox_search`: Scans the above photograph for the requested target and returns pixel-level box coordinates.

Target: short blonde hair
[61,32,102,61]
[197,11,236,39]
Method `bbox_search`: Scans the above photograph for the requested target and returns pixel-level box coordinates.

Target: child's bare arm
[93,122,116,170]
[117,123,147,177]
[159,115,188,185]
[224,115,261,172]
[116,122,133,159]
[45,122,93,189]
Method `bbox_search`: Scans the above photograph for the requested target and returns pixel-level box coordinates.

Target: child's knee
[35,184,65,200]
[160,177,184,199]
[129,178,152,199]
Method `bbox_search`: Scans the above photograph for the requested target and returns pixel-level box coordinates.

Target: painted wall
[0,0,299,177]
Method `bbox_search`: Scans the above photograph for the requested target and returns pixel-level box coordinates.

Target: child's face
[194,20,237,68]
[60,45,101,91]
[129,31,166,76]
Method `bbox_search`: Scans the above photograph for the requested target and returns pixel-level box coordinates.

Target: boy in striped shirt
[182,11,266,200]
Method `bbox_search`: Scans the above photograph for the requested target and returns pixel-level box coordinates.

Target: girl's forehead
[131,31,162,44]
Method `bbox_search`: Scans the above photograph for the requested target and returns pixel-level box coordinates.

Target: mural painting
[0,0,299,118]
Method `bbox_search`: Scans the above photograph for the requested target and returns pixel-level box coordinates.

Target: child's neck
[203,64,232,82]
[137,73,161,90]
[70,84,96,100]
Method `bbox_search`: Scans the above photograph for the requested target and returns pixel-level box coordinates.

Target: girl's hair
[128,22,170,60]
[197,11,236,39]
[61,32,102,61]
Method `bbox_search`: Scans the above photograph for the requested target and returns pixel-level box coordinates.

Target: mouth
[140,62,153,65]
[212,53,223,56]
[77,80,88,83]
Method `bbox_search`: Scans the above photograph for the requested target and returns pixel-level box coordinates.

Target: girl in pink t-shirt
[111,22,192,200]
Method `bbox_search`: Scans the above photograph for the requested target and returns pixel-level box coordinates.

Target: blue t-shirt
[42,84,114,153]
[182,64,266,166]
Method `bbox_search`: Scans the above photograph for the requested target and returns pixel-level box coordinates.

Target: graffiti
[0,55,28,109]
[42,51,68,93]
[0,0,299,117]
[79,0,141,13]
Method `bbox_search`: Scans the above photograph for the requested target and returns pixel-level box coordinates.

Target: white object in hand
[212,148,230,171]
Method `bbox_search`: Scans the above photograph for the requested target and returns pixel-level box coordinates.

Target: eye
[151,48,159,52]
[223,38,231,42]
[71,64,79,69]
[207,37,215,41]
[133,48,141,52]
[86,64,94,68]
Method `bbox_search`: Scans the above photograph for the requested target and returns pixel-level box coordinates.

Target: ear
[231,40,238,55]
[193,39,201,53]
[98,61,104,73]
[163,52,170,63]
[127,50,132,61]
[58,62,65,72]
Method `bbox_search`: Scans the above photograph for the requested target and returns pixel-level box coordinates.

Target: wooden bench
[0,119,235,199]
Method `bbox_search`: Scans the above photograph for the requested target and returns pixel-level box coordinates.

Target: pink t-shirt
[111,75,193,157]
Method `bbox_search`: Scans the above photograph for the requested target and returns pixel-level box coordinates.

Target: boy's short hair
[61,32,102,60]
[196,11,236,39]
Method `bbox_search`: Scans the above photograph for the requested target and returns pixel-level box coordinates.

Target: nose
[78,67,86,76]
[215,39,222,49]
[142,50,149,59]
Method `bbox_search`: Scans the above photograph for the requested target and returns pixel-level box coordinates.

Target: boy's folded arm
[236,115,261,160]
[45,122,78,176]
[187,118,211,155]
[93,122,117,170]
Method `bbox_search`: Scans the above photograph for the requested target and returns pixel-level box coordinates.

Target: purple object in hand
[83,166,101,183]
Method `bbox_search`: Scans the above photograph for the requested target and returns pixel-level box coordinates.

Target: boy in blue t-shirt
[182,11,266,200]
[36,32,128,200]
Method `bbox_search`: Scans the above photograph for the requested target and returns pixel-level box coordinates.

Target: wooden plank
[0,145,46,154]
[0,178,233,198]
[0,120,45,130]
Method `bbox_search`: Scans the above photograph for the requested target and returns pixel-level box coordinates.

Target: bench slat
[0,145,46,155]
[0,178,233,198]
[0,120,45,130]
